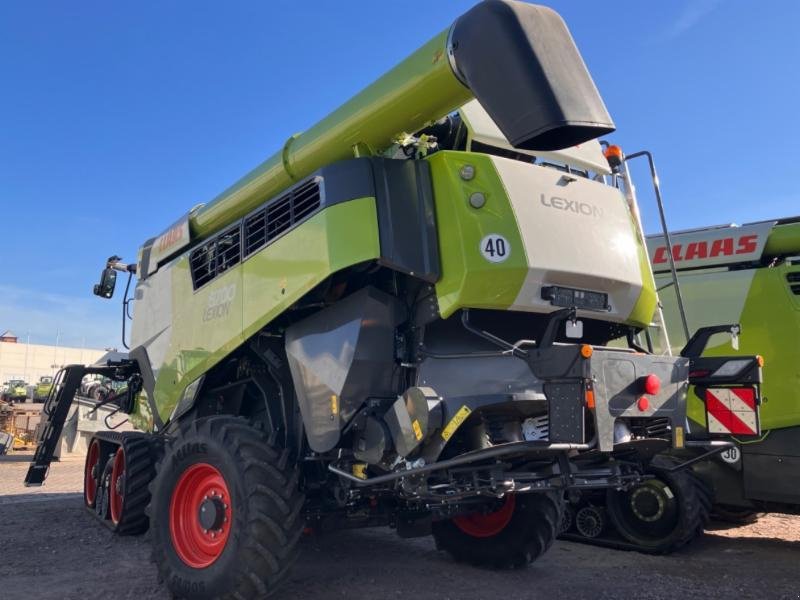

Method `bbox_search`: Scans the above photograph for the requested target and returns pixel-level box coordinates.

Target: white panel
[130,266,174,377]
[459,99,611,175]
[489,156,644,322]
[646,221,775,272]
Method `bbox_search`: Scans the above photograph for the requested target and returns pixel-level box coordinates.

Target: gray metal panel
[592,350,689,452]
[743,453,800,505]
[284,286,405,452]
[544,383,584,443]
[372,158,441,283]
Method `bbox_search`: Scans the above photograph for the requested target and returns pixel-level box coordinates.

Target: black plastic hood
[449,0,615,151]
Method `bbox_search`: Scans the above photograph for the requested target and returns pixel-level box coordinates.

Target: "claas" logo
[653,234,759,264]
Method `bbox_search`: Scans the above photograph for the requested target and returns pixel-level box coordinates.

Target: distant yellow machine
[0,400,37,453]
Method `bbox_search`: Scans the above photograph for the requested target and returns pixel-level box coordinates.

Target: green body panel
[189,30,471,240]
[152,198,381,423]
[657,263,800,431]
[629,221,659,328]
[764,221,800,256]
[428,152,528,317]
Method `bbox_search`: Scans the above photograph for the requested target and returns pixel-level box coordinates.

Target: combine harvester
[22,2,759,597]
[561,207,797,551]
[648,218,800,524]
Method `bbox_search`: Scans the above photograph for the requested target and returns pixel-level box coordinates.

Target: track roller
[575,506,605,539]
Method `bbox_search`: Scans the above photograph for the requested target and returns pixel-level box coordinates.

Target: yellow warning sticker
[412,419,423,441]
[673,425,685,449]
[441,405,472,441]
[330,394,339,416]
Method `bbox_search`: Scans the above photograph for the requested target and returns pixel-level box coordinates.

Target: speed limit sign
[720,446,741,465]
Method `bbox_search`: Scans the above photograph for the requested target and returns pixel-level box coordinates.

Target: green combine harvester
[650,218,800,522]
[31,375,54,402]
[561,214,798,551]
[23,2,761,597]
[2,380,28,403]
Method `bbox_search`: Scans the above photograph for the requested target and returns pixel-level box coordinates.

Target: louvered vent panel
[243,178,321,258]
[189,226,241,290]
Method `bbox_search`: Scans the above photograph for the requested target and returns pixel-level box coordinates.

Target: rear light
[637,396,650,412]
[642,374,661,395]
[580,344,593,358]
[585,388,596,409]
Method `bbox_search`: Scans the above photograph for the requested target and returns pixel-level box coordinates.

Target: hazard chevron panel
[705,387,760,436]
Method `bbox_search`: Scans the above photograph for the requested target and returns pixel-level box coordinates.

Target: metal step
[24,365,87,486]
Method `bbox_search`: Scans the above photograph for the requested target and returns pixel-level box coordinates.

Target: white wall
[0,341,107,385]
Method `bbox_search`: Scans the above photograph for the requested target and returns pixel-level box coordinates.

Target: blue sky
[1,1,798,349]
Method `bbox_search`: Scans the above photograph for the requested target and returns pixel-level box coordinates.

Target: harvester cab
[18,1,759,596]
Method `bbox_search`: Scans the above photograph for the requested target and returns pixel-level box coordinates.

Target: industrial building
[0,330,108,387]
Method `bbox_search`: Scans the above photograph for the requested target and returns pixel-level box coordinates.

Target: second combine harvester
[25,2,760,598]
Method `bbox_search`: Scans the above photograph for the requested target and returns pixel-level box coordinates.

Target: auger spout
[189,0,614,239]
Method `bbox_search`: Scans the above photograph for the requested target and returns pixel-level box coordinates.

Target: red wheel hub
[169,463,232,568]
[84,439,100,506]
[453,494,516,538]
[110,447,125,525]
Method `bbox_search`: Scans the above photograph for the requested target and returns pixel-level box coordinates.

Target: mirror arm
[106,255,137,274]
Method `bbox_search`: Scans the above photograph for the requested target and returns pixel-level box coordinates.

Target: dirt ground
[2,453,799,600]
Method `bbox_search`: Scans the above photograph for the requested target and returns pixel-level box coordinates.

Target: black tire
[109,435,154,535]
[606,455,712,554]
[95,457,114,520]
[148,416,304,600]
[84,438,102,509]
[432,492,562,568]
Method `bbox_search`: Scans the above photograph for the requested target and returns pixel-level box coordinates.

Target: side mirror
[93,267,117,299]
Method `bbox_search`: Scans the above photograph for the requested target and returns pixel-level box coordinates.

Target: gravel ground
[2,453,799,600]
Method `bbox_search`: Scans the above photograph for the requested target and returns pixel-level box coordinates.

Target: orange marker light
[585,389,596,409]
[580,344,593,358]
[603,144,623,169]
[756,355,765,367]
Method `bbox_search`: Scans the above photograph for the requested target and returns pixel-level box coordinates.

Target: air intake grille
[787,271,800,295]
[244,178,322,258]
[189,226,241,289]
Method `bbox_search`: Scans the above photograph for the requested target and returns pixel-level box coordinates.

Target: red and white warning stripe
[705,387,759,436]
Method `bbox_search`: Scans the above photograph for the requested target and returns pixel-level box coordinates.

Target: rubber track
[149,416,305,600]
[113,435,156,535]
[86,432,157,534]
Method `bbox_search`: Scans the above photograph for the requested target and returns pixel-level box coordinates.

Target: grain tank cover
[450,1,614,151]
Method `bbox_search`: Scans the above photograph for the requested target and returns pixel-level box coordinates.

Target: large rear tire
[432,492,562,568]
[606,455,711,553]
[148,416,304,600]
